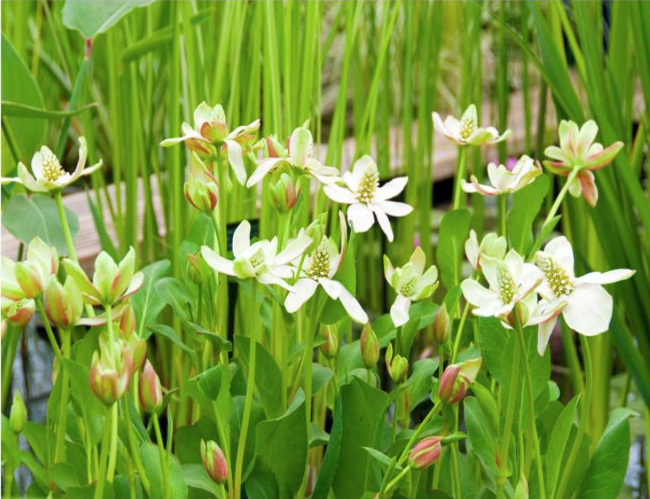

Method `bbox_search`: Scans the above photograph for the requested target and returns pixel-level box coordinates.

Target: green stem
[35,299,62,363]
[123,400,151,494]
[496,323,522,498]
[554,334,592,499]
[213,401,234,498]
[499,193,508,238]
[94,411,111,499]
[452,146,469,210]
[450,421,462,498]
[385,464,412,495]
[391,386,401,445]
[54,329,71,463]
[153,414,170,499]
[514,314,546,499]
[450,303,471,363]
[211,209,229,366]
[106,403,119,482]
[234,280,259,499]
[4,464,14,499]
[54,190,78,262]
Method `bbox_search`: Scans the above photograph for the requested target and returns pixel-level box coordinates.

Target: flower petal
[72,136,88,179]
[319,278,342,300]
[201,246,236,276]
[543,236,575,277]
[285,278,318,313]
[390,294,411,327]
[563,283,613,335]
[233,221,251,257]
[461,279,496,308]
[324,184,357,204]
[375,177,408,202]
[578,170,598,207]
[17,163,47,192]
[347,203,375,233]
[275,233,312,265]
[537,317,557,356]
[373,208,394,242]
[338,285,369,324]
[246,157,285,187]
[575,269,635,286]
[257,271,294,291]
[376,201,414,217]
[224,139,247,185]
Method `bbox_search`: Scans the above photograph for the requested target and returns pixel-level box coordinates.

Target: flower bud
[195,102,228,143]
[119,305,137,338]
[266,135,287,158]
[15,261,45,299]
[409,436,441,470]
[139,359,163,413]
[90,347,132,406]
[304,213,328,253]
[385,343,408,385]
[433,303,451,344]
[185,166,219,213]
[438,357,482,405]
[319,324,338,360]
[3,298,35,328]
[186,253,204,285]
[9,390,27,433]
[201,439,228,484]
[269,168,301,212]
[44,277,83,329]
[288,126,313,166]
[126,335,147,373]
[360,323,379,369]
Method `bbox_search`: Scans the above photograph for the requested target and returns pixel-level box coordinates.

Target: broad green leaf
[147,324,194,354]
[309,423,330,448]
[254,392,307,498]
[332,377,390,499]
[312,393,343,499]
[464,397,499,476]
[436,209,471,289]
[62,1,154,38]
[130,260,171,335]
[546,396,580,498]
[470,383,498,435]
[245,471,279,499]
[181,464,221,498]
[312,363,333,395]
[185,364,232,426]
[1,34,45,168]
[62,358,105,446]
[49,463,80,492]
[403,358,439,410]
[477,317,509,383]
[235,336,283,419]
[2,194,78,256]
[578,408,637,499]
[508,174,549,254]
[140,442,188,499]
[1,101,98,119]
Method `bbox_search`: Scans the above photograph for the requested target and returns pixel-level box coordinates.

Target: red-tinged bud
[90,347,132,406]
[119,305,137,338]
[15,261,44,299]
[126,335,147,372]
[44,278,83,329]
[433,303,451,344]
[186,252,204,286]
[319,324,339,360]
[3,298,35,328]
[269,167,301,213]
[201,439,228,484]
[361,323,379,369]
[139,359,163,413]
[409,436,441,470]
[438,357,482,405]
[185,169,219,212]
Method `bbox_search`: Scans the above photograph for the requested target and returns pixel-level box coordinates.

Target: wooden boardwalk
[2,88,546,268]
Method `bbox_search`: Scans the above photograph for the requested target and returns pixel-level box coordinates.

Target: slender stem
[106,403,119,482]
[36,299,62,362]
[385,464,412,495]
[54,190,78,263]
[153,414,170,499]
[513,314,546,499]
[450,303,471,363]
[234,280,259,499]
[303,290,322,430]
[213,401,234,499]
[452,146,469,210]
[391,386,401,445]
[94,411,111,499]
[54,329,71,463]
[123,400,151,494]
[450,422,462,498]
[3,462,14,499]
[499,193,508,238]
[555,334,592,499]
[211,209,229,366]
[496,323,522,498]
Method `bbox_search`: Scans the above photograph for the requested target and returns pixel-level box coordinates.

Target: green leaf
[2,194,79,256]
[185,364,232,426]
[477,317,509,383]
[1,34,45,167]
[464,397,499,476]
[312,393,343,499]
[362,446,401,470]
[86,189,118,260]
[332,377,390,499]
[140,442,188,499]
[508,175,549,254]
[403,358,439,410]
[62,358,105,446]
[546,396,580,498]
[130,260,172,336]
[436,209,471,289]
[181,464,221,498]
[578,408,637,499]
[147,324,194,354]
[1,101,98,120]
[235,336,283,419]
[254,392,307,498]
[62,0,154,38]
[245,471,279,499]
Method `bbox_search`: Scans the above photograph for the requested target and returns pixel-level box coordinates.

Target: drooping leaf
[62,1,155,38]
[464,397,499,476]
[509,174,549,254]
[1,101,98,120]
[546,396,580,498]
[436,209,471,290]
[2,194,79,256]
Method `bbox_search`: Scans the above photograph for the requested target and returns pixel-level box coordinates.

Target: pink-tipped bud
[127,335,147,373]
[44,277,83,329]
[319,324,339,360]
[119,304,137,338]
[409,436,442,470]
[269,167,301,213]
[139,359,163,413]
[185,169,219,212]
[438,357,482,405]
[201,439,228,484]
[361,323,379,369]
[3,298,35,328]
[15,261,44,299]
[433,303,451,344]
[90,347,132,406]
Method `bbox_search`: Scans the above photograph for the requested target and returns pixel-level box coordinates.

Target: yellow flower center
[497,263,515,304]
[40,147,65,182]
[250,248,265,268]
[356,166,379,203]
[459,113,477,140]
[399,274,418,297]
[307,239,330,279]
[536,254,574,297]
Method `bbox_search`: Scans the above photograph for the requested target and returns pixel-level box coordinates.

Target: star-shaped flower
[461,155,542,196]
[432,104,511,147]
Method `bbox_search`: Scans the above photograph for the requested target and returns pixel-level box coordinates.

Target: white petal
[257,271,294,291]
[575,269,635,286]
[275,234,311,265]
[373,208,394,242]
[543,236,575,277]
[72,136,88,178]
[233,221,251,257]
[201,246,236,276]
[465,230,479,269]
[338,286,369,324]
[319,278,342,299]
[537,318,557,356]
[31,150,45,181]
[347,203,375,233]
[246,157,284,187]
[224,139,247,185]
[375,177,408,202]
[375,201,413,217]
[285,278,318,313]
[324,184,357,204]
[461,279,497,308]
[390,295,411,327]
[563,284,613,335]
[516,263,543,300]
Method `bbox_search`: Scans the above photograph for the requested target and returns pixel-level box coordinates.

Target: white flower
[323,155,413,242]
[284,219,368,324]
[461,249,543,324]
[246,126,340,187]
[432,104,511,147]
[160,102,260,186]
[465,230,507,270]
[1,137,102,193]
[461,155,542,196]
[201,220,310,291]
[384,247,438,327]
[532,236,635,355]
